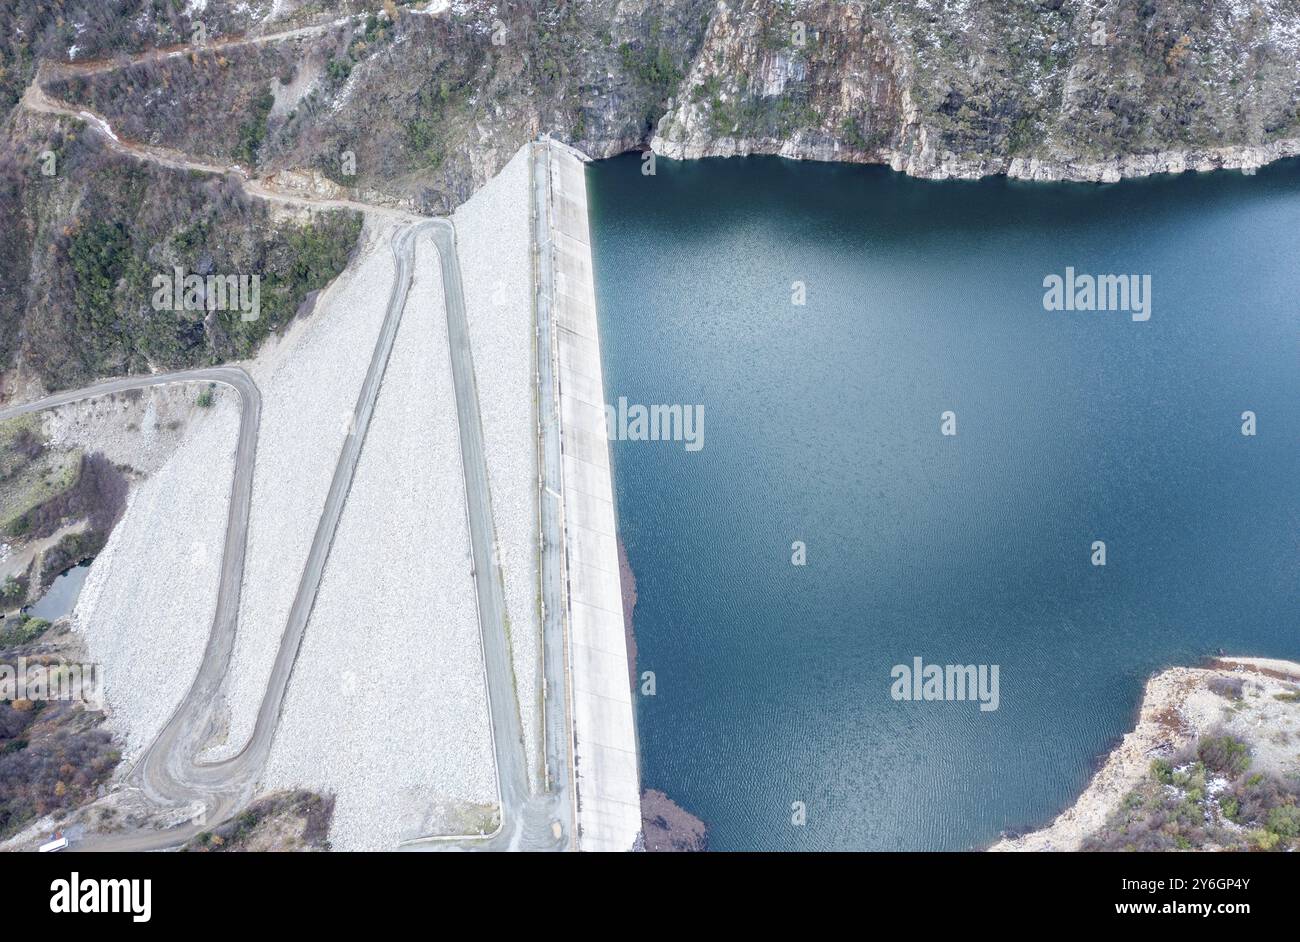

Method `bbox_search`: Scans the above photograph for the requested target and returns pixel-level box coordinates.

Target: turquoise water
[586,153,1300,851]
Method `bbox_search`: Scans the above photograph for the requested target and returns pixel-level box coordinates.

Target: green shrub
[68,221,131,319]
[0,576,26,609]
[234,89,275,165]
[325,57,352,84]
[0,616,50,647]
[1197,736,1251,777]
[1266,804,1300,841]
[1249,828,1279,851]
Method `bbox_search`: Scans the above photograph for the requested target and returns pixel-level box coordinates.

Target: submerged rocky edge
[993,658,1300,852]
[620,535,709,851]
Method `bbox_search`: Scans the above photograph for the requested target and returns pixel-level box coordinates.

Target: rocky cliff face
[14,0,1298,213]
[654,0,907,164]
[654,0,1300,180]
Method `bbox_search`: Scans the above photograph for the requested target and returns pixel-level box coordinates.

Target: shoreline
[617,534,711,852]
[991,657,1300,852]
[646,136,1300,186]
[268,135,1300,216]
[618,536,638,692]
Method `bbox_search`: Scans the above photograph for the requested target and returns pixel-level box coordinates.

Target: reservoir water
[586,153,1300,850]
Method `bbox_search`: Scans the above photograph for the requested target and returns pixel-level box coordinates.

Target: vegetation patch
[234,88,276,167]
[0,572,30,611]
[184,790,335,852]
[0,447,83,541]
[2,453,127,544]
[0,614,51,648]
[1083,732,1300,851]
[0,114,363,390]
[39,532,105,590]
[0,625,119,840]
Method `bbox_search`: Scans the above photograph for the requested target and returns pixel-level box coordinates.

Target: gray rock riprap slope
[263,231,495,851]
[453,144,543,792]
[72,390,240,762]
[204,219,397,762]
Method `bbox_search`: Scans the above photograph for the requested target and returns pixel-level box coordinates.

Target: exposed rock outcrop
[654,0,1300,182]
[16,0,1297,218]
[641,788,709,852]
